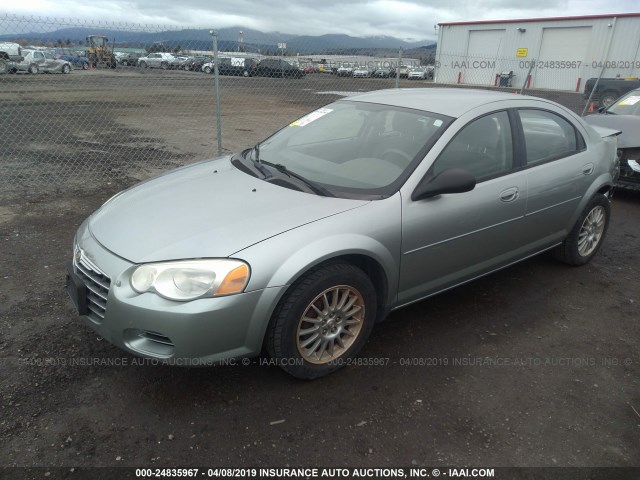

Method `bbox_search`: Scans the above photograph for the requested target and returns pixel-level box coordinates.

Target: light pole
[210,29,222,156]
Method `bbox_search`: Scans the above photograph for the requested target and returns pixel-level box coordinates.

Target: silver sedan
[66,88,619,379]
[12,50,72,74]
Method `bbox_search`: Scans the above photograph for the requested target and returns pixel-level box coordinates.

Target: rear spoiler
[590,125,622,139]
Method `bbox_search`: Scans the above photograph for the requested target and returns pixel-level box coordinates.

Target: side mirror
[411,168,476,201]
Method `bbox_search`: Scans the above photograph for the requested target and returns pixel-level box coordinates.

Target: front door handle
[582,163,594,175]
[499,187,519,203]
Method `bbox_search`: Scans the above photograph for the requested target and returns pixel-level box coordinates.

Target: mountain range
[1,26,435,54]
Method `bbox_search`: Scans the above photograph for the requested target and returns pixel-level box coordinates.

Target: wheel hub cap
[296,285,365,364]
[577,206,605,257]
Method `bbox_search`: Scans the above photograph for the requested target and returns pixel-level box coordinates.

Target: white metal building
[434,13,640,91]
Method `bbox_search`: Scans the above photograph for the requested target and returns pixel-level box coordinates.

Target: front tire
[265,262,377,379]
[82,61,89,70]
[62,64,71,74]
[29,63,39,74]
[139,61,147,69]
[553,194,610,265]
[204,66,211,74]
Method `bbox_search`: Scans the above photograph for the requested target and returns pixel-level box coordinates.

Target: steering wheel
[381,148,412,166]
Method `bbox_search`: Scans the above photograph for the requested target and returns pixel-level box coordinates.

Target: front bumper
[617,151,640,190]
[68,220,285,364]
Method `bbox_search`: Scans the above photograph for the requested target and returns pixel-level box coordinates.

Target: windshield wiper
[260,160,334,197]
[250,143,272,178]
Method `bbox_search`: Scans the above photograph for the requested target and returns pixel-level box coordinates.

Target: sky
[1,0,639,41]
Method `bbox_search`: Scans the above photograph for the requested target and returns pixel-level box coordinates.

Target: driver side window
[432,111,513,182]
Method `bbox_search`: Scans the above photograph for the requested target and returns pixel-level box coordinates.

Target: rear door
[517,108,592,248]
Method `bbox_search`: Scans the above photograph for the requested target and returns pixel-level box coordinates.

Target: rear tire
[204,66,211,74]
[553,194,610,266]
[62,64,70,74]
[265,262,377,379]
[82,61,89,70]
[28,63,39,74]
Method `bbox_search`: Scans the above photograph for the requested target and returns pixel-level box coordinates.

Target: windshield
[606,90,640,116]
[257,101,452,197]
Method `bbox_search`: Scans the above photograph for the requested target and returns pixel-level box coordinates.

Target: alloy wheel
[296,285,365,364]
[577,206,606,257]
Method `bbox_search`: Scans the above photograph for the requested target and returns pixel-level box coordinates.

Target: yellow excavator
[86,35,117,68]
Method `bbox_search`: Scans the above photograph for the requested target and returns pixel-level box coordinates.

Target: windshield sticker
[433,119,443,127]
[618,96,640,106]
[290,108,333,127]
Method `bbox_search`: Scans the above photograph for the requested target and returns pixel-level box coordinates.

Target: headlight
[131,259,250,301]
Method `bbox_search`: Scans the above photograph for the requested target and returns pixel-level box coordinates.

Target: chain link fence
[0,13,593,192]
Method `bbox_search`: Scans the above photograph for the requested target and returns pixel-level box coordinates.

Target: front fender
[235,196,402,309]
[268,233,397,301]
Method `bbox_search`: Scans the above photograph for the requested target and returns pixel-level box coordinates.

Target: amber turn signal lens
[215,264,250,295]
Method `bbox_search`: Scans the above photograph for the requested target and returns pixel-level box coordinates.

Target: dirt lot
[0,68,639,475]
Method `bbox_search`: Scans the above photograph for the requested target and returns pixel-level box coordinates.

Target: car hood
[89,157,368,263]
[584,114,640,149]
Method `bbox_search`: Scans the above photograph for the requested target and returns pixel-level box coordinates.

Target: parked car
[254,58,304,78]
[201,61,215,74]
[407,67,427,80]
[372,68,393,78]
[0,42,23,62]
[169,56,189,69]
[584,77,640,108]
[352,66,371,78]
[336,63,355,76]
[1,42,22,74]
[118,53,143,67]
[53,49,90,70]
[397,65,411,78]
[11,50,72,74]
[137,52,175,69]
[66,88,618,379]
[216,57,258,76]
[182,56,210,71]
[584,87,640,190]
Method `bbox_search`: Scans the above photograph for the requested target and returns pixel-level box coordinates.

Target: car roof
[347,88,529,117]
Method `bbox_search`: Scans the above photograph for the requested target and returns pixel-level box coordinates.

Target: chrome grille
[74,250,111,322]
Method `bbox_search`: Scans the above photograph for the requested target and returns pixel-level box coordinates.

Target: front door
[399,110,528,304]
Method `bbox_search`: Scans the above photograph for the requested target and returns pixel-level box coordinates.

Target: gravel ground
[0,68,638,476]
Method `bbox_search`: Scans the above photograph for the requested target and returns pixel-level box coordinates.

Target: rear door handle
[582,163,594,175]
[499,187,519,202]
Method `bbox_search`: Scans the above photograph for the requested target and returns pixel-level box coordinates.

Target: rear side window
[519,110,581,165]
[432,111,513,182]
